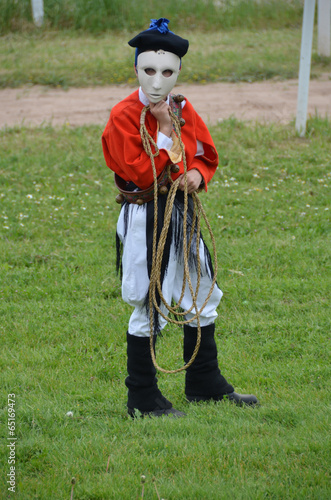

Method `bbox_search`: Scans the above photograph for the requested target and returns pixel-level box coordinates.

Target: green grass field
[1,4,331,497]
[1,0,304,34]
[1,28,330,88]
[0,117,330,498]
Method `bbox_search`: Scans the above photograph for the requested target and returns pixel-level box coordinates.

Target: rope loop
[140,105,218,374]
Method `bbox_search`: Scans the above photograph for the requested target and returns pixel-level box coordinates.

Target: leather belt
[114,167,174,205]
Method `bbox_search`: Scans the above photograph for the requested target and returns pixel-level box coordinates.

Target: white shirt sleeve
[157,132,174,151]
[157,135,205,156]
[196,140,204,156]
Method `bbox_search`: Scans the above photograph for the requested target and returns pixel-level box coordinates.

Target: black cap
[128,18,189,62]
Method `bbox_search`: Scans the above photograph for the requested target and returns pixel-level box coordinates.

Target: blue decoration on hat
[148,18,170,34]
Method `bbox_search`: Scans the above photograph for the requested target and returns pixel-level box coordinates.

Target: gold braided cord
[140,106,218,374]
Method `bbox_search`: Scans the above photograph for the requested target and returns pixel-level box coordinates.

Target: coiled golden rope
[140,105,218,373]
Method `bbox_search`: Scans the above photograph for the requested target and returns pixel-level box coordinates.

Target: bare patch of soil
[0,75,330,128]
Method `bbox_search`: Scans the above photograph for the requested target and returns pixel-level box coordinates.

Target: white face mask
[136,50,181,103]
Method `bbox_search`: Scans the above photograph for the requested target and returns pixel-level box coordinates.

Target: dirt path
[1,75,330,128]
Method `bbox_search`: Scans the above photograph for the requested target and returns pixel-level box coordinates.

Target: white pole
[318,0,331,56]
[31,0,44,28]
[296,0,316,137]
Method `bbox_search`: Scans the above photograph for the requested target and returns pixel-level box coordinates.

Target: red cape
[102,90,218,191]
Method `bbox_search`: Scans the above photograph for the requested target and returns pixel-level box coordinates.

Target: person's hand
[149,101,172,137]
[178,169,203,194]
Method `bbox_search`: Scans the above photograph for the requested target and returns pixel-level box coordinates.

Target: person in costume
[102,18,259,417]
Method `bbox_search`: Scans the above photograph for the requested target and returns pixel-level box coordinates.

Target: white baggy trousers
[117,202,223,337]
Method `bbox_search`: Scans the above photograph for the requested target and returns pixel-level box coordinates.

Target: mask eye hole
[144,68,156,76]
[162,70,173,78]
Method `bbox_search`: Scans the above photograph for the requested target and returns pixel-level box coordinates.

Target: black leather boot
[126,332,185,418]
[184,324,259,406]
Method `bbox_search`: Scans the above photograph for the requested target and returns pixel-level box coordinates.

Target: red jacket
[102,90,218,191]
